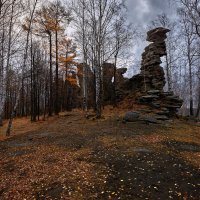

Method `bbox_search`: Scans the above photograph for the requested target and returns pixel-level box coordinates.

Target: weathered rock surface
[77,63,128,107]
[131,27,183,118]
[76,28,183,119]
[139,27,170,91]
[147,27,170,42]
[103,63,129,103]
[124,111,140,122]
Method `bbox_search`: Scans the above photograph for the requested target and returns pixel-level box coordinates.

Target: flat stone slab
[147,90,160,95]
[133,148,152,153]
[6,141,33,147]
[156,116,169,121]
[141,95,159,99]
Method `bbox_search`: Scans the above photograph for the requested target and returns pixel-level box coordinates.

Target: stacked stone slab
[138,90,183,118]
[136,27,183,118]
[140,27,170,91]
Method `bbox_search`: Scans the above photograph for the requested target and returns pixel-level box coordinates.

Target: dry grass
[0,116,57,140]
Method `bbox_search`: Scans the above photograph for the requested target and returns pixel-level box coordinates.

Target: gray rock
[130,27,183,118]
[133,148,152,153]
[143,117,159,124]
[151,102,161,108]
[164,105,181,109]
[124,112,140,122]
[156,111,169,115]
[156,115,169,121]
[141,95,159,99]
[147,90,160,95]
[162,91,174,96]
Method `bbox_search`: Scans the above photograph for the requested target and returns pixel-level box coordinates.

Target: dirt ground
[0,109,200,200]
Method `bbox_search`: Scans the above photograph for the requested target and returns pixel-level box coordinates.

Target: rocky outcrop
[123,111,140,122]
[77,63,128,106]
[77,28,183,118]
[139,27,170,91]
[134,27,183,118]
[138,90,183,118]
[102,63,128,103]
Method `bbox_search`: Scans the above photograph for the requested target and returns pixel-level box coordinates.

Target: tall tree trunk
[113,54,118,107]
[0,8,5,126]
[95,64,101,118]
[64,52,68,111]
[55,30,59,115]
[195,80,200,118]
[83,63,88,111]
[82,1,88,112]
[21,79,25,116]
[33,53,37,121]
[189,60,193,116]
[1,0,15,127]
[30,36,34,121]
[166,54,172,91]
[48,32,53,116]
[6,0,38,136]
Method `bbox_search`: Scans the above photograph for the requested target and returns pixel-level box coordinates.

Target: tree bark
[48,32,53,116]
[113,54,118,107]
[95,65,102,118]
[188,55,193,116]
[195,81,200,118]
[6,0,38,136]
[55,30,59,115]
[166,54,172,91]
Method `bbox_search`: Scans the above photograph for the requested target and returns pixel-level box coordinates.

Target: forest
[0,0,200,133]
[0,0,200,199]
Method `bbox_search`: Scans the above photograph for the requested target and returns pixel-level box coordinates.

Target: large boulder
[124,111,140,122]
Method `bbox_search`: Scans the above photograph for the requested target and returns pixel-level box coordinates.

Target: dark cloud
[126,0,176,28]
[124,0,177,76]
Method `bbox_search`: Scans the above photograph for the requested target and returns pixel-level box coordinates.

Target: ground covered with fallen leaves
[0,109,200,200]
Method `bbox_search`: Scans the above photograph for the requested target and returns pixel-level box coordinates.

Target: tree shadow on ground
[0,118,200,199]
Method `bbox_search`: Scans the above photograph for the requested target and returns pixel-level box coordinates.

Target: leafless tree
[71,0,132,117]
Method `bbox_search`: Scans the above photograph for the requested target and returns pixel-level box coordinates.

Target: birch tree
[71,0,129,118]
[178,8,199,116]
[6,0,38,136]
[0,0,23,126]
[178,0,200,116]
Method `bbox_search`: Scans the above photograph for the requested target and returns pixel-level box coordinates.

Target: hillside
[0,109,200,199]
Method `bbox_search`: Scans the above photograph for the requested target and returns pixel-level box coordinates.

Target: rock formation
[77,63,128,107]
[140,27,170,91]
[135,27,183,118]
[103,63,128,103]
[77,28,183,119]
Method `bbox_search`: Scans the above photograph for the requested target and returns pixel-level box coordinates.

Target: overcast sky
[123,0,177,76]
[64,0,178,76]
[126,0,176,28]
